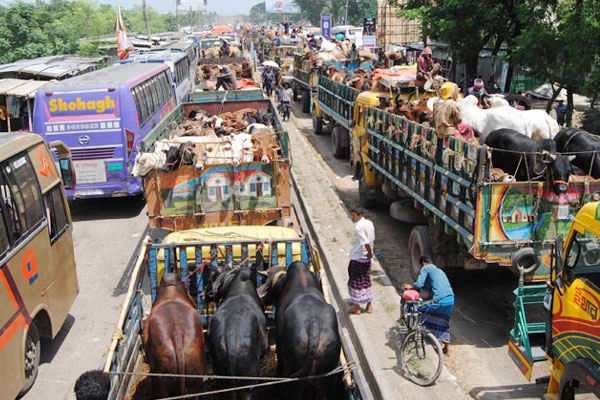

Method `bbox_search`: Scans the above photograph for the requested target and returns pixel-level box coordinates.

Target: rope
[108,362,356,399]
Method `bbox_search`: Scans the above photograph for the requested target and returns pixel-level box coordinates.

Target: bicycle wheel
[400,329,443,386]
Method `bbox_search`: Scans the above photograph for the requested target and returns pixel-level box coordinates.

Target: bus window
[45,186,69,243]
[0,208,10,255]
[3,153,44,235]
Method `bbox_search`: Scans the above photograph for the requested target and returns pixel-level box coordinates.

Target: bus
[116,50,195,104]
[32,62,177,200]
[0,132,77,399]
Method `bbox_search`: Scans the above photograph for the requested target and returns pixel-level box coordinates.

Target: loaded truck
[508,201,600,399]
[313,68,435,159]
[102,96,364,398]
[103,223,363,399]
[138,98,290,230]
[290,53,316,114]
[356,106,600,281]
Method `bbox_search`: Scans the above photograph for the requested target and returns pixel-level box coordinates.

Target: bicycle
[397,289,444,386]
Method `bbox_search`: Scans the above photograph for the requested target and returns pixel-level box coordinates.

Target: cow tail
[290,318,319,378]
[173,325,187,395]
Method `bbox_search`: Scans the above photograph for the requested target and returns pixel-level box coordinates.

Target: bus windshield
[0,132,77,399]
[32,62,177,200]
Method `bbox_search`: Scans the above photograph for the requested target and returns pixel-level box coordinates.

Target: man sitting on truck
[417,46,441,86]
[215,65,237,91]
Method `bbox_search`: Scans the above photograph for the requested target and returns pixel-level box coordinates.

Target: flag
[116,6,134,60]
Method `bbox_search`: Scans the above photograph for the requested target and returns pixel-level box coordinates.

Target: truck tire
[512,247,540,275]
[301,90,311,113]
[358,168,377,209]
[408,226,433,280]
[332,127,349,159]
[313,114,323,135]
[390,201,426,224]
[18,323,40,397]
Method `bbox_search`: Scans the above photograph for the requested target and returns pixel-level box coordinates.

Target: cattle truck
[508,201,600,399]
[356,106,600,280]
[102,179,364,399]
[313,70,435,159]
[138,98,290,231]
[290,53,315,114]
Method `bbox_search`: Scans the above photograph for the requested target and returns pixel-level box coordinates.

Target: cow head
[544,153,576,195]
[257,265,287,305]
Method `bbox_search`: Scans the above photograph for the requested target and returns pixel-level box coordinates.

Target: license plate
[73,160,106,184]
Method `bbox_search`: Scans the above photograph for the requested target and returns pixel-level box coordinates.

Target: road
[21,196,149,400]
[19,99,555,400]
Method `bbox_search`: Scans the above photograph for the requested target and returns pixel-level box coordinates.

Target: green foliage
[0,0,175,63]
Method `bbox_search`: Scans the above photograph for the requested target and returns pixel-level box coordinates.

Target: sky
[103,0,258,16]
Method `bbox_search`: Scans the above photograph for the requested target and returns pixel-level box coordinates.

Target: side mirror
[49,140,76,189]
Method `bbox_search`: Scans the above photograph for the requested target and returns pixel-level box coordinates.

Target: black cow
[485,128,574,195]
[554,127,600,178]
[208,264,268,400]
[258,261,341,400]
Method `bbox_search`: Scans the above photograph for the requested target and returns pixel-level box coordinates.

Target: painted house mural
[502,204,535,223]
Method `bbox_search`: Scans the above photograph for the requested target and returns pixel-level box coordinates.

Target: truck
[508,201,600,399]
[356,106,600,281]
[290,53,318,114]
[102,223,364,399]
[313,70,435,160]
[139,98,291,231]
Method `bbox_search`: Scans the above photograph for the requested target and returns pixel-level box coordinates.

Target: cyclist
[401,255,454,354]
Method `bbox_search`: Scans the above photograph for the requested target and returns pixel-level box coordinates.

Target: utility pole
[142,0,151,39]
[176,0,181,33]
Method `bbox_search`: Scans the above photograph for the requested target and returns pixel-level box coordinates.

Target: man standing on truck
[401,255,454,354]
[347,207,375,315]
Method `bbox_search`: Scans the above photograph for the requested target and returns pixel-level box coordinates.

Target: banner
[265,0,301,13]
[321,14,331,39]
[115,6,133,60]
[363,17,376,35]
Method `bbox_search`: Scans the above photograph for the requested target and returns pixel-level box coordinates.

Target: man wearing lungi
[347,207,375,315]
[402,255,454,354]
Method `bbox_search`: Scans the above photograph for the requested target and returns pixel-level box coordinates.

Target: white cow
[131,150,167,177]
[230,133,255,166]
[458,95,558,142]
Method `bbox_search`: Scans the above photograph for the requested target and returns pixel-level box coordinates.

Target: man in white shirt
[347,207,375,315]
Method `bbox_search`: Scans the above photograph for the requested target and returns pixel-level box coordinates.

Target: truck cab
[510,201,600,399]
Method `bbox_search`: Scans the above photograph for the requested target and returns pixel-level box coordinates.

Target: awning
[4,79,53,98]
[0,78,53,98]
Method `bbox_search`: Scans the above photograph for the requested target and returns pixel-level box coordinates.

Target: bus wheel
[19,323,40,396]
[409,226,433,280]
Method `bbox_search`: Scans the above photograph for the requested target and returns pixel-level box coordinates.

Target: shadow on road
[70,195,146,222]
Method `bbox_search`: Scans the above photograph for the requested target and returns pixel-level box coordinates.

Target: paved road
[21,196,149,400]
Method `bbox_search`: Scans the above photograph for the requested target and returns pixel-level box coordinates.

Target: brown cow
[142,273,205,398]
[251,130,280,164]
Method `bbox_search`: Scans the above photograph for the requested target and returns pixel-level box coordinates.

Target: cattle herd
[131,107,281,177]
[141,260,342,399]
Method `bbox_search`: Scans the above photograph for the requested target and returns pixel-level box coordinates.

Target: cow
[258,261,341,400]
[459,95,559,142]
[554,127,600,178]
[142,273,205,398]
[208,264,268,400]
[485,128,575,195]
[131,150,167,177]
[251,131,280,164]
